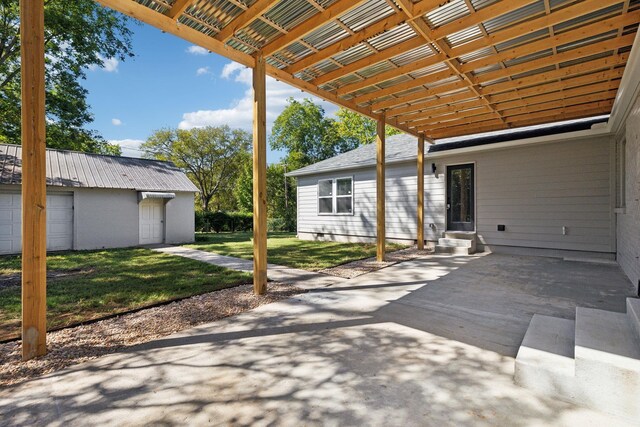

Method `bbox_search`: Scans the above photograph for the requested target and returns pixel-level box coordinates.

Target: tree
[333,108,402,147]
[270,98,340,170]
[142,126,252,211]
[0,0,133,153]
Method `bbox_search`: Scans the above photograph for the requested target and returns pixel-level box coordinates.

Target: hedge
[195,211,253,233]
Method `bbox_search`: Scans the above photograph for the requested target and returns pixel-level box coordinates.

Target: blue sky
[83,22,337,162]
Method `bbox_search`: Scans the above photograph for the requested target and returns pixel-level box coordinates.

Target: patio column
[21,0,47,360]
[417,134,424,250]
[376,113,385,262]
[253,53,267,295]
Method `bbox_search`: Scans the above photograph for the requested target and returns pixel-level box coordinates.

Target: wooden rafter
[166,0,194,19]
[96,0,639,140]
[215,0,280,42]
[261,0,370,57]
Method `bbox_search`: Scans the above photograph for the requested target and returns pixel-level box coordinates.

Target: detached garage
[0,144,198,254]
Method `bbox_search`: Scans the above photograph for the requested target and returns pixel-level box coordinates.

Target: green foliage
[195,211,252,233]
[334,108,402,147]
[234,152,253,212]
[142,126,251,211]
[270,98,340,171]
[0,0,133,153]
[267,163,296,231]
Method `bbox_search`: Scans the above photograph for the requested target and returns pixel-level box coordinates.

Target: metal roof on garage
[0,144,199,192]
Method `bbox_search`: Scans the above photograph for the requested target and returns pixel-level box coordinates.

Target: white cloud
[108,139,144,158]
[179,61,337,132]
[187,45,209,55]
[111,118,122,126]
[196,66,211,76]
[88,54,119,73]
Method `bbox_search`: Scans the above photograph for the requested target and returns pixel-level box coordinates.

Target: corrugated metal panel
[425,0,470,28]
[341,0,394,32]
[445,26,484,47]
[554,3,623,33]
[304,21,349,50]
[368,24,415,51]
[483,1,545,34]
[264,0,316,31]
[0,145,198,192]
[495,28,549,52]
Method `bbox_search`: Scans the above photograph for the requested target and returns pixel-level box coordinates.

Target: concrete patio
[0,253,636,426]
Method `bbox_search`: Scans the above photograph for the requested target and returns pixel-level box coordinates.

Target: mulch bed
[0,283,303,388]
[319,247,432,279]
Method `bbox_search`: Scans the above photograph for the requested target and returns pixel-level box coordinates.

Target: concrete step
[573,307,640,421]
[434,245,470,255]
[627,298,640,344]
[438,238,472,248]
[443,231,476,240]
[514,315,576,397]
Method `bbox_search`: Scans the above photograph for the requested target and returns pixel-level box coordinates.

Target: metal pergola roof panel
[96,0,640,138]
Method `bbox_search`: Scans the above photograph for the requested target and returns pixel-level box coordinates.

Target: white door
[139,198,164,245]
[0,192,74,254]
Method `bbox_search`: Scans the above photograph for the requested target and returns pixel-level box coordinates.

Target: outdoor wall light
[431,163,437,174]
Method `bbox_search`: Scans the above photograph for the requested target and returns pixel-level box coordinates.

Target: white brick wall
[617,93,640,293]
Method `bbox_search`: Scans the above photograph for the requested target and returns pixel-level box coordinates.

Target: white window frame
[317,176,354,216]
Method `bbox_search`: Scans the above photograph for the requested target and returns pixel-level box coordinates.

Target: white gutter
[608,29,640,135]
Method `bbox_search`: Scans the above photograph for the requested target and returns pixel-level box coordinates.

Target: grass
[186,232,406,271]
[0,248,251,340]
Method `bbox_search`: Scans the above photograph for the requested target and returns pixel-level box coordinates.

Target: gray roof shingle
[0,144,199,192]
[286,134,418,177]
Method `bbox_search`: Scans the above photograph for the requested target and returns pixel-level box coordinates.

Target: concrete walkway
[152,245,345,289]
[0,254,636,426]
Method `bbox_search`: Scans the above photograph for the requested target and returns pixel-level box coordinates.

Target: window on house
[318,179,333,213]
[318,177,353,215]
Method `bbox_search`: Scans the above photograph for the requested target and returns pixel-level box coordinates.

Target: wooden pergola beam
[376,113,385,262]
[166,0,193,19]
[355,69,456,103]
[94,0,419,137]
[215,0,281,42]
[261,0,369,57]
[370,80,469,111]
[20,0,47,361]
[286,13,407,75]
[424,100,614,134]
[353,14,634,105]
[428,104,612,139]
[96,0,256,67]
[460,11,639,73]
[411,79,620,131]
[253,54,267,295]
[402,66,625,127]
[313,37,424,86]
[481,53,629,96]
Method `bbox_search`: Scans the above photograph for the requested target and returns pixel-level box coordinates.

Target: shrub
[195,211,253,233]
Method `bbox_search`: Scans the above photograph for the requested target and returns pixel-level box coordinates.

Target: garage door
[0,192,74,254]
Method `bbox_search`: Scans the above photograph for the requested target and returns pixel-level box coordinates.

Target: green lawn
[186,232,406,271]
[0,248,251,340]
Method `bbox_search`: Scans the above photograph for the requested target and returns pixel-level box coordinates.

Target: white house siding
[297,135,614,255]
[73,188,139,250]
[165,192,196,244]
[617,93,640,292]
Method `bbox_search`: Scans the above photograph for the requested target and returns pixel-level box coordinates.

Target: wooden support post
[20,0,47,360]
[253,54,267,295]
[376,113,385,262]
[417,135,425,250]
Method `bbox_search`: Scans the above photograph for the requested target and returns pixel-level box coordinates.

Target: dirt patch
[320,247,433,279]
[0,268,95,290]
[0,283,303,388]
